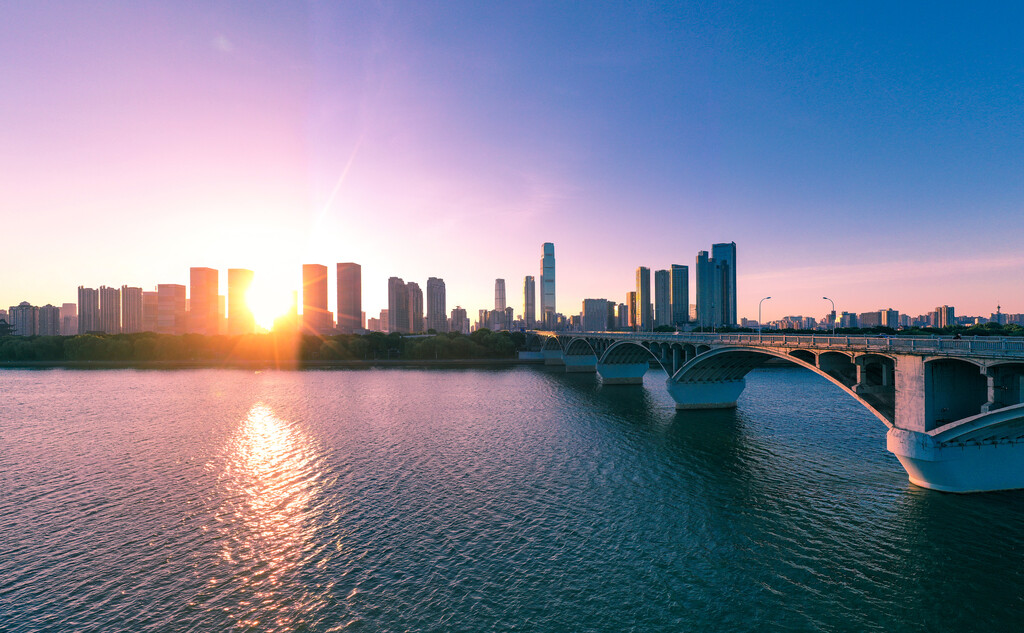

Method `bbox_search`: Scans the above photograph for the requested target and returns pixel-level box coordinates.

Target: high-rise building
[935,305,956,328]
[60,303,78,336]
[142,291,159,332]
[388,277,409,334]
[670,264,689,326]
[540,243,556,328]
[426,277,447,332]
[654,269,671,327]
[617,303,629,329]
[711,242,737,326]
[77,286,100,334]
[337,263,362,333]
[450,306,468,334]
[189,267,219,335]
[627,291,637,329]
[582,299,610,332]
[495,279,506,311]
[523,276,536,329]
[37,304,60,336]
[635,266,652,331]
[228,269,255,335]
[157,284,187,334]
[9,302,37,336]
[98,286,121,334]
[379,309,389,332]
[407,282,423,333]
[302,264,330,334]
[121,286,143,333]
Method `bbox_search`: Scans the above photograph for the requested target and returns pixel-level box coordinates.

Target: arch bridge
[525,330,1024,494]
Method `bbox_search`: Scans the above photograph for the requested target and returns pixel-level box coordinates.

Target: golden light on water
[216,402,329,631]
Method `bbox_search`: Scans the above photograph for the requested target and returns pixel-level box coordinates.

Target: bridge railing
[531,331,1024,359]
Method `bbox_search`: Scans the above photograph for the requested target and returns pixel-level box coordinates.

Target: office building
[302,264,330,334]
[426,277,447,332]
[228,269,255,335]
[711,242,737,326]
[495,279,506,311]
[582,299,610,332]
[635,266,652,331]
[696,243,737,329]
[654,269,671,327]
[523,276,536,329]
[142,291,159,332]
[540,243,556,328]
[77,286,100,334]
[37,304,60,336]
[60,303,78,336]
[336,263,362,333]
[670,264,688,326]
[157,284,187,334]
[407,282,423,333]
[388,277,409,334]
[121,286,143,333]
[627,292,637,329]
[617,302,629,329]
[189,267,219,335]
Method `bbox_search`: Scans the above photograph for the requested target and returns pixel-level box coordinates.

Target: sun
[246,280,294,332]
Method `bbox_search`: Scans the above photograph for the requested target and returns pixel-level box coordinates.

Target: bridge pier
[666,378,746,410]
[564,354,597,373]
[597,362,648,385]
[887,427,1024,493]
[543,349,564,366]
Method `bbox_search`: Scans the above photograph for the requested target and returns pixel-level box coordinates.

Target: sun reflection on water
[214,402,330,631]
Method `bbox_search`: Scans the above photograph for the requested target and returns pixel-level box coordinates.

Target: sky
[3,1,1023,323]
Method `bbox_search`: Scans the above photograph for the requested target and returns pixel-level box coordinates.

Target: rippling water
[2,366,1023,632]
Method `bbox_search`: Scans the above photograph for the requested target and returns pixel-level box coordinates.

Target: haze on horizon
[3,2,1023,322]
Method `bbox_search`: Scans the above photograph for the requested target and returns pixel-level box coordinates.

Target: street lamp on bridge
[758,296,771,341]
[823,296,836,336]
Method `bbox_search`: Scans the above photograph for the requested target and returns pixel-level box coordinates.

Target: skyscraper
[670,264,689,326]
[302,264,330,334]
[635,266,652,331]
[523,276,536,329]
[695,251,717,329]
[228,269,255,335]
[696,243,738,328]
[189,267,219,335]
[77,286,99,334]
[407,281,424,333]
[540,243,556,328]
[426,277,447,332]
[121,286,143,333]
[494,279,506,311]
[654,269,671,327]
[450,306,468,334]
[337,263,362,333]
[627,291,637,329]
[388,277,409,334]
[157,284,187,334]
[711,242,737,326]
[99,285,121,334]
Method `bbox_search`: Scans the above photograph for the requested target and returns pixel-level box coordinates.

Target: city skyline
[3,3,1024,322]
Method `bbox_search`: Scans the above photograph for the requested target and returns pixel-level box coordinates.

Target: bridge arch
[596,340,669,385]
[541,336,563,351]
[564,337,598,356]
[669,346,893,427]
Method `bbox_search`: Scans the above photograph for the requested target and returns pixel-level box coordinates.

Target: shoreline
[0,358,545,370]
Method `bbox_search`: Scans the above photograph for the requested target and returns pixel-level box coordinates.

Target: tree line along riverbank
[0,330,528,364]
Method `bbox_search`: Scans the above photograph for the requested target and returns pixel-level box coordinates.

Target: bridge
[523,331,1024,494]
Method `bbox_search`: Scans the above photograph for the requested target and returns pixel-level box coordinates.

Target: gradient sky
[3,1,1023,323]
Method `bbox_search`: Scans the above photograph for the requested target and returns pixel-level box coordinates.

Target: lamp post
[823,296,835,336]
[758,296,771,341]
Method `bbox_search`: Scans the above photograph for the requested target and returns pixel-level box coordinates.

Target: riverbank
[0,358,544,370]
